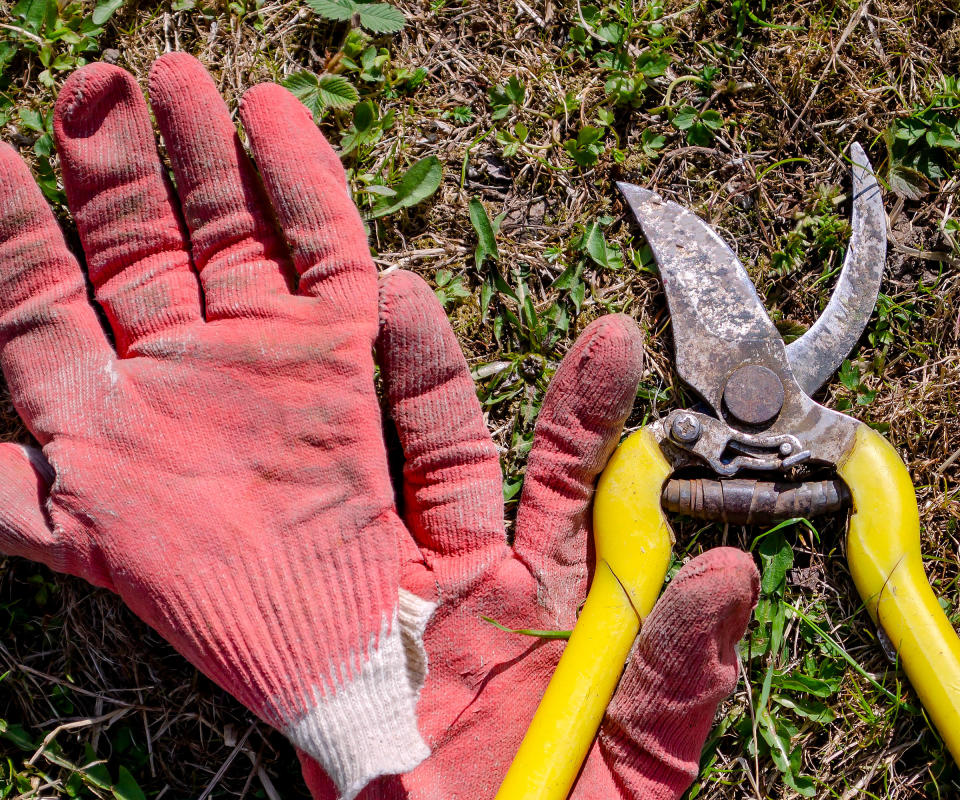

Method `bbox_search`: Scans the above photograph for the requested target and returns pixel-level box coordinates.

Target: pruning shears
[496,144,960,799]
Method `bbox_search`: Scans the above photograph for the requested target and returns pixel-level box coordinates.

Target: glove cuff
[285,588,436,799]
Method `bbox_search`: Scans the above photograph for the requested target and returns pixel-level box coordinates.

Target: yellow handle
[840,424,960,760]
[495,428,673,800]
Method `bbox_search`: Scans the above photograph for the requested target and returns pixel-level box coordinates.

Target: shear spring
[662,477,851,525]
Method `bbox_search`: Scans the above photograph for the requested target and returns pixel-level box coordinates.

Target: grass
[1,0,960,797]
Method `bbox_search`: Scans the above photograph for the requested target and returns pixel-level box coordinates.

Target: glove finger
[377,270,505,562]
[148,53,296,320]
[513,315,644,600]
[238,83,376,325]
[0,144,116,443]
[599,548,759,800]
[54,63,203,357]
[0,443,103,583]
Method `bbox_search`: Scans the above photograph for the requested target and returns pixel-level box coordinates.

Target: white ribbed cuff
[285,589,437,799]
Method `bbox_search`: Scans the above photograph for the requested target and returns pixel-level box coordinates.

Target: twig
[934,445,960,476]
[513,0,545,27]
[0,23,45,45]
[28,708,132,766]
[197,722,257,800]
[887,235,960,267]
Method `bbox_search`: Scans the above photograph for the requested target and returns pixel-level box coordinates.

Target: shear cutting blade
[784,143,887,395]
[618,143,886,407]
[617,182,784,411]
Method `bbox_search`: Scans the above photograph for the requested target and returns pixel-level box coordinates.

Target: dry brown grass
[1,0,959,797]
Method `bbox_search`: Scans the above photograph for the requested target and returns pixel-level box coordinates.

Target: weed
[488,75,525,120]
[884,75,960,200]
[305,0,405,34]
[433,268,471,309]
[567,0,672,108]
[564,125,605,167]
[670,105,724,146]
[283,71,359,118]
[771,187,851,276]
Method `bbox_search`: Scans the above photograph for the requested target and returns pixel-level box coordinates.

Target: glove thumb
[0,443,105,585]
[600,547,759,799]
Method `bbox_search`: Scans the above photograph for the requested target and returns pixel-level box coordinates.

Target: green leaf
[551,261,582,291]
[503,477,523,501]
[773,673,839,697]
[641,128,666,156]
[894,117,927,144]
[91,0,124,25]
[837,359,859,391]
[758,532,793,595]
[503,75,525,105]
[357,3,405,32]
[469,197,499,270]
[887,161,929,200]
[283,72,362,118]
[635,50,670,77]
[283,72,323,117]
[480,272,495,318]
[353,99,376,132]
[700,109,724,130]
[18,108,43,132]
[587,224,611,266]
[12,0,51,34]
[671,105,697,130]
[340,100,383,155]
[489,77,525,119]
[784,773,817,797]
[773,693,836,723]
[595,21,625,44]
[0,722,37,750]
[318,74,359,108]
[686,122,714,147]
[82,744,112,790]
[306,0,356,21]
[368,156,442,219]
[112,767,146,800]
[758,707,791,773]
[481,615,571,640]
[577,125,602,147]
[580,221,620,269]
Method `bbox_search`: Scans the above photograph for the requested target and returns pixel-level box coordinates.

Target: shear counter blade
[616,182,785,411]
[785,143,887,395]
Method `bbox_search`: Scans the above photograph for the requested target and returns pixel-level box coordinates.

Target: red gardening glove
[0,53,439,798]
[301,275,760,798]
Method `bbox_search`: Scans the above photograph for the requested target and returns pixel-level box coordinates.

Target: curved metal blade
[784,143,887,395]
[617,183,784,413]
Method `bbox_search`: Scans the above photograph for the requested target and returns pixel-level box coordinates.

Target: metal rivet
[723,364,785,426]
[671,412,702,444]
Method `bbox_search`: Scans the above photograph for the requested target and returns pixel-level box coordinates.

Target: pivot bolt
[723,364,784,426]
[671,412,702,444]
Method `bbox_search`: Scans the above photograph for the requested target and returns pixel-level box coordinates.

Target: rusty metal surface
[785,143,887,396]
[648,405,857,477]
[723,364,784,426]
[619,171,867,477]
[615,181,780,416]
[617,144,888,510]
[662,477,851,525]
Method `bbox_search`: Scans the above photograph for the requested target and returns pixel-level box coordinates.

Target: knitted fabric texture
[0,53,436,798]
[300,273,760,799]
